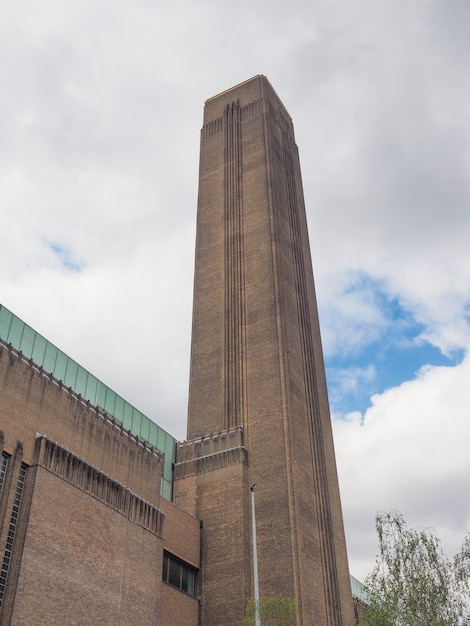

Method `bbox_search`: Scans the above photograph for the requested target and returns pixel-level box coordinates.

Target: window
[162,551,197,596]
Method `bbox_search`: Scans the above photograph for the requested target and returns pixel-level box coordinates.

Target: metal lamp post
[250,484,261,626]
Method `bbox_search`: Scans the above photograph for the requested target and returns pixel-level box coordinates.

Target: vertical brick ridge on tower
[176,75,354,625]
[223,100,248,430]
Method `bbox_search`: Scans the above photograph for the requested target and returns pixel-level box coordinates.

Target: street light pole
[250,484,261,626]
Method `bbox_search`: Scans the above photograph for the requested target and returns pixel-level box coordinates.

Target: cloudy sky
[2,0,470,582]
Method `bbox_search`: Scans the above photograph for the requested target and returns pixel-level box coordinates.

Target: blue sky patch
[325,277,466,419]
[49,243,82,272]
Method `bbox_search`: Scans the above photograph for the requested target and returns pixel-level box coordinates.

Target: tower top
[203,74,292,123]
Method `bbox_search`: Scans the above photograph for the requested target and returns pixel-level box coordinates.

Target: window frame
[162,551,197,596]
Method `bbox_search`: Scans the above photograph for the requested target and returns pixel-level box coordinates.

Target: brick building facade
[0,332,200,625]
[0,77,363,625]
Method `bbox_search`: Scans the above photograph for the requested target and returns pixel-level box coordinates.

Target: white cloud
[335,352,470,580]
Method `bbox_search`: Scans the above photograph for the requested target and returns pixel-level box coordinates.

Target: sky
[1,0,470,583]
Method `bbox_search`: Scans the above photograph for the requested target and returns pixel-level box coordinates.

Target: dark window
[162,551,197,596]
[168,557,181,588]
[181,564,195,595]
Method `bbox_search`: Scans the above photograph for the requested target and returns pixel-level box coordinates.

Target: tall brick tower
[174,76,354,625]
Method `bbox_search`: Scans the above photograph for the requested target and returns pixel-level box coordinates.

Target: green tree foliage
[242,597,296,625]
[364,511,470,626]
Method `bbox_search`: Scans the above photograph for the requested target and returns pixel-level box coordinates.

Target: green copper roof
[0,303,175,500]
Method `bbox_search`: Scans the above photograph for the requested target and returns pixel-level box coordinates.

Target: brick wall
[10,465,163,625]
[0,341,201,625]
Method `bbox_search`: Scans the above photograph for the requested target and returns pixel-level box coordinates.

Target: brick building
[0,77,363,625]
[0,305,200,626]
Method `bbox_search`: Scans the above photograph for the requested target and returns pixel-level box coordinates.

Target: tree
[242,597,296,626]
[364,511,470,626]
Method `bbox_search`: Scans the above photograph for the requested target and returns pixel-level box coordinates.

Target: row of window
[162,551,197,596]
[0,460,27,609]
[0,453,9,499]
